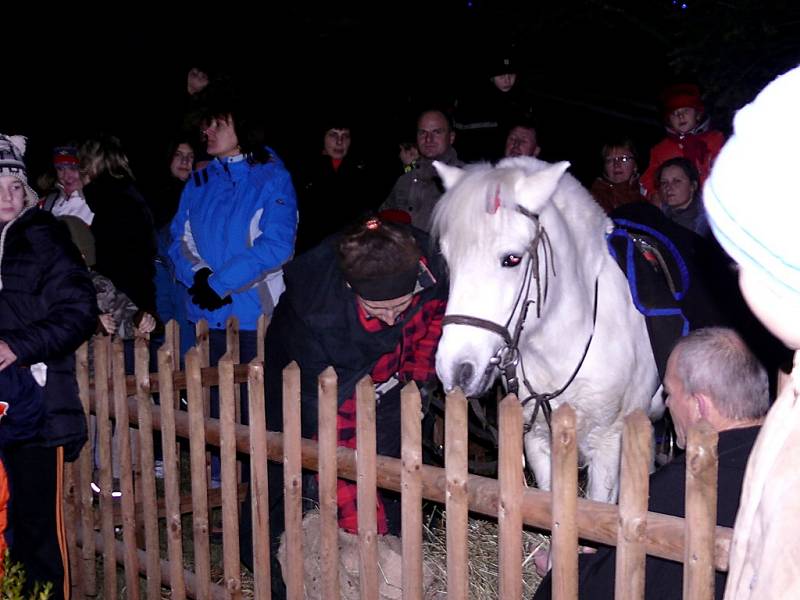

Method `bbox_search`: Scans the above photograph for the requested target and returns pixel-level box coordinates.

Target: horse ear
[515,161,571,210]
[433,161,466,190]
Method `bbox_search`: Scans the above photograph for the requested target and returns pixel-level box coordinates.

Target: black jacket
[264,227,447,438]
[295,154,378,254]
[534,426,761,600]
[84,173,158,316]
[0,208,98,457]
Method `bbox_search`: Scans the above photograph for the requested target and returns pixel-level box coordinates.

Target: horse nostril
[455,362,475,390]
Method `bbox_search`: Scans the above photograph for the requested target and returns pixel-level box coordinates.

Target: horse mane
[432,157,611,262]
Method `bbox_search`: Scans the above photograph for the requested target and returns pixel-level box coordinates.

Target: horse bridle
[442,205,599,431]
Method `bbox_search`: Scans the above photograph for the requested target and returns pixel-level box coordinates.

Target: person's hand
[399,143,419,167]
[188,268,233,311]
[0,341,18,372]
[136,312,156,334]
[99,313,118,335]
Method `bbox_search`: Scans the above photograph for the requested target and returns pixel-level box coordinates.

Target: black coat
[294,155,378,254]
[0,208,98,457]
[264,227,447,439]
[534,426,761,600]
[84,173,158,316]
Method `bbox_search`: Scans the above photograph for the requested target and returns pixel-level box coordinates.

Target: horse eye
[502,254,523,268]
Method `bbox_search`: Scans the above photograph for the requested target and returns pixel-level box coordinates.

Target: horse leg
[584,422,623,504]
[524,428,552,491]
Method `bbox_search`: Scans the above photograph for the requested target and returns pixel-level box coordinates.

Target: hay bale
[278,510,436,599]
[422,510,549,599]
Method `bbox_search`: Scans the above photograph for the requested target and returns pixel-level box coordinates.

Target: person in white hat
[703,64,800,599]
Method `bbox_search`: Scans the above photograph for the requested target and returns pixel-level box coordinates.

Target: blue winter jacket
[168,150,298,330]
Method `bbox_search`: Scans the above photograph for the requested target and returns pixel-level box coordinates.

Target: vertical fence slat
[615,410,653,600]
[112,339,140,599]
[283,362,304,599]
[219,355,243,599]
[256,314,269,361]
[63,460,82,598]
[356,376,378,600]
[196,319,211,416]
[165,318,180,371]
[135,337,161,598]
[401,382,423,600]
[248,360,271,599]
[446,388,469,600]
[499,395,524,600]
[318,367,340,600]
[226,316,242,425]
[157,345,187,599]
[76,341,96,596]
[683,421,718,600]
[551,403,578,600]
[94,335,116,598]
[187,347,212,598]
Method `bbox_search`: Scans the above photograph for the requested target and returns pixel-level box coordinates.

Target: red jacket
[641,129,725,199]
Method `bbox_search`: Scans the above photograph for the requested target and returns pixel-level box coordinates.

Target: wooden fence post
[551,403,578,600]
[248,360,272,599]
[498,395,524,600]
[256,313,269,362]
[112,339,140,600]
[186,347,212,598]
[318,367,340,600]
[446,388,469,600]
[93,335,117,598]
[219,354,243,598]
[356,377,379,600]
[226,316,242,425]
[683,420,718,600]
[615,410,653,600]
[76,341,96,596]
[282,362,304,599]
[136,337,162,598]
[157,345,187,599]
[165,319,180,371]
[401,382,423,600]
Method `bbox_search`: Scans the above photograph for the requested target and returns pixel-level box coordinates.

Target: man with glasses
[380,108,463,231]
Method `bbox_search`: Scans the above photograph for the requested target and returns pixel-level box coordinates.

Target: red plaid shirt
[335,294,445,533]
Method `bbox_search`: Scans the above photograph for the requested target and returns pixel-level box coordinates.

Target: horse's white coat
[432,157,661,503]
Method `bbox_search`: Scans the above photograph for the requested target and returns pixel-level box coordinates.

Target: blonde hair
[79,135,135,182]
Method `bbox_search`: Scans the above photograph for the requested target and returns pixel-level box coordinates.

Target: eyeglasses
[604,155,635,165]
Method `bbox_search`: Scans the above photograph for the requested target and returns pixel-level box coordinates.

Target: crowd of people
[0,54,797,599]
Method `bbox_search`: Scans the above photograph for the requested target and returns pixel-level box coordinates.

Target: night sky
[5,2,798,186]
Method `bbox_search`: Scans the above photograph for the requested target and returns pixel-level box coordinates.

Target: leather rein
[442,205,599,431]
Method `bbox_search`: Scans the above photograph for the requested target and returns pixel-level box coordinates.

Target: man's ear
[695,393,712,420]
[449,130,456,146]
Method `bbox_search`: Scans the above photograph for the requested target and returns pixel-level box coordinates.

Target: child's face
[668,107,699,134]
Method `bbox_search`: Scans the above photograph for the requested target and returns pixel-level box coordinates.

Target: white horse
[432,157,663,503]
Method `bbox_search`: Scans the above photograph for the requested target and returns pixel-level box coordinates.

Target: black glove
[188,268,233,311]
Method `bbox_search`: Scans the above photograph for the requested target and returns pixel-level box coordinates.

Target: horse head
[433,157,609,398]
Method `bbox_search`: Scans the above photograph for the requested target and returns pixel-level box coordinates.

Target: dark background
[4,1,799,189]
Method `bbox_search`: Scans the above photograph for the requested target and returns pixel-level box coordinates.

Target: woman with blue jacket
[169,89,298,423]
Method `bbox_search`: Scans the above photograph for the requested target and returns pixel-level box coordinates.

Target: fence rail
[64,318,731,599]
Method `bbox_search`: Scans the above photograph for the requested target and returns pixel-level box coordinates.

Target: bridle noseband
[442,205,599,431]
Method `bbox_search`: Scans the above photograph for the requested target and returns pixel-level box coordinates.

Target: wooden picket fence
[61,317,732,599]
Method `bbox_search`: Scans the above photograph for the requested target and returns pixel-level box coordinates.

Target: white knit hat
[704,65,800,297]
[0,134,39,207]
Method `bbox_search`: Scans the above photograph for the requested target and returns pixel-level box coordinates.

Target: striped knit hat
[704,65,800,298]
[0,134,39,206]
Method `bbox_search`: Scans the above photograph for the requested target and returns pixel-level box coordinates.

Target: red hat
[53,146,80,169]
[661,83,705,117]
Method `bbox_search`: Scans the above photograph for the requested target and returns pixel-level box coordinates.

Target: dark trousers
[3,445,68,600]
